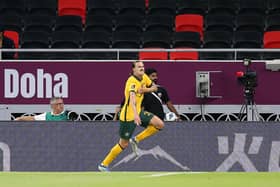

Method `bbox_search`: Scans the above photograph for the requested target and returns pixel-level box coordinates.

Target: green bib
[45,111,69,121]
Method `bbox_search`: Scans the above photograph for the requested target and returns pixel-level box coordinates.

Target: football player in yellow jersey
[98,61,164,172]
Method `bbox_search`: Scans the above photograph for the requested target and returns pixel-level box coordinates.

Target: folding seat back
[266,14,280,31]
[145,14,173,32]
[54,15,83,33]
[24,15,54,33]
[0,0,26,16]
[139,49,168,60]
[87,0,116,17]
[264,31,280,48]
[148,0,176,16]
[169,48,199,60]
[267,0,280,15]
[4,30,19,48]
[117,0,146,16]
[4,30,19,58]
[142,31,171,48]
[58,0,86,24]
[82,31,111,48]
[26,0,57,16]
[85,15,113,33]
[115,15,144,33]
[205,14,234,33]
[239,0,266,16]
[263,31,280,60]
[234,31,263,48]
[175,14,203,39]
[208,0,237,16]
[177,0,207,15]
[0,15,23,33]
[172,31,201,48]
[236,14,265,32]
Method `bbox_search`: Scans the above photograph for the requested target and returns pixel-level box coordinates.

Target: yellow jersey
[120,74,152,121]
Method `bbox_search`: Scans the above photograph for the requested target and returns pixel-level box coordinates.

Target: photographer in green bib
[15,97,76,121]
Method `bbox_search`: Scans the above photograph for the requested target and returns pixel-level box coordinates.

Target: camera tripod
[238,87,260,121]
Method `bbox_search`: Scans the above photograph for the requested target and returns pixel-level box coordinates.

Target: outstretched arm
[166,101,181,120]
[15,116,35,121]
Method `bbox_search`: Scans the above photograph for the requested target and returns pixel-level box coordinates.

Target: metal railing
[1,48,280,61]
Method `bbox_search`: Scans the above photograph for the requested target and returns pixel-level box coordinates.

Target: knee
[158,120,164,129]
[119,140,129,149]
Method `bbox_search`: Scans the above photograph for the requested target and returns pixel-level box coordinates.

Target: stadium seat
[4,30,19,59]
[24,15,54,33]
[26,0,57,16]
[85,15,113,33]
[4,30,19,48]
[266,14,280,31]
[172,31,201,48]
[235,14,265,33]
[205,14,235,33]
[87,0,116,17]
[177,0,207,15]
[139,48,168,60]
[175,14,204,40]
[267,0,280,15]
[263,31,280,60]
[264,31,280,48]
[238,0,266,16]
[0,0,25,16]
[169,48,199,60]
[0,15,23,33]
[51,31,81,59]
[201,31,233,60]
[82,31,111,48]
[117,0,146,16]
[20,31,50,59]
[54,15,83,33]
[58,0,86,24]
[145,14,174,32]
[147,0,176,16]
[142,31,171,48]
[112,31,141,59]
[208,0,237,17]
[115,15,144,33]
[81,31,114,60]
[234,31,263,60]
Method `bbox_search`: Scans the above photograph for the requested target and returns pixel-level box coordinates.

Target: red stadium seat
[175,14,204,40]
[58,0,86,24]
[264,31,280,48]
[139,48,168,60]
[170,48,199,60]
[4,30,19,58]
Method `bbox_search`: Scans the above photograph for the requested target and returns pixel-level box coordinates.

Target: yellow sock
[135,125,159,143]
[101,143,123,167]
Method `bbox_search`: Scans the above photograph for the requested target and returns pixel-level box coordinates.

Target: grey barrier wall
[0,121,280,172]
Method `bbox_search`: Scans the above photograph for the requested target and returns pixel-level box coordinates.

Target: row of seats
[2,13,280,35]
[2,0,280,17]
[5,30,278,60]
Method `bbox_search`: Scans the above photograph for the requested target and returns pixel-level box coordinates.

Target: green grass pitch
[0,172,279,187]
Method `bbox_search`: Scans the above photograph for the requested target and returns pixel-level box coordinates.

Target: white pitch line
[141,172,206,178]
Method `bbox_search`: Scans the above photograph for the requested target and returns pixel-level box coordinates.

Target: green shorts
[119,110,154,140]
